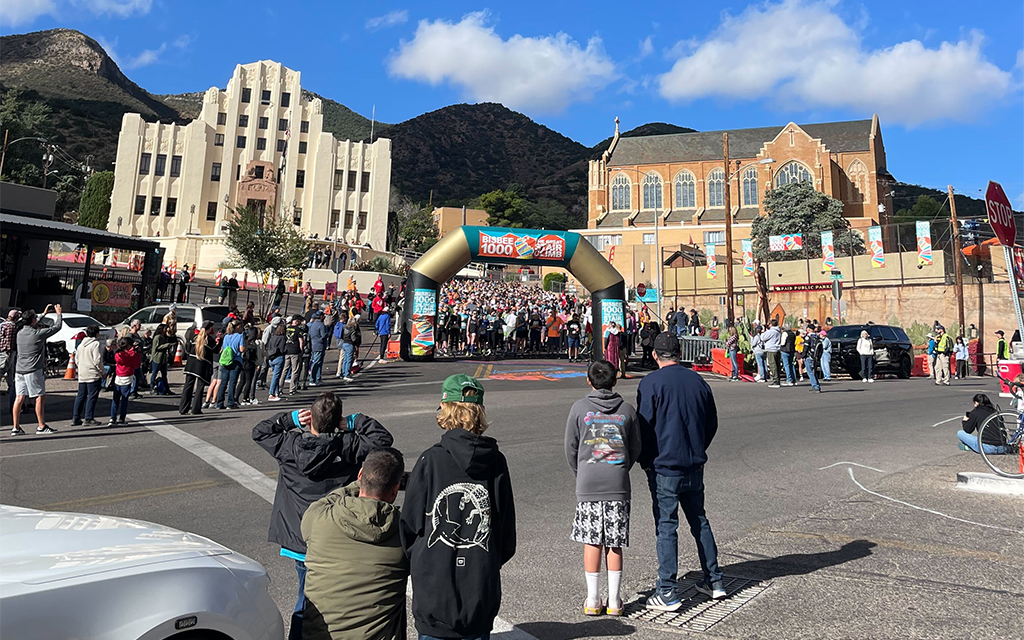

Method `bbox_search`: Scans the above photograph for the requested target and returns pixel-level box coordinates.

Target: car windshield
[59,317,101,328]
[201,307,230,323]
[828,326,864,339]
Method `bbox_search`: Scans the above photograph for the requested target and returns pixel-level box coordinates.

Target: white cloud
[657,0,1015,126]
[172,34,192,49]
[366,9,408,31]
[388,12,618,113]
[98,35,175,69]
[637,35,654,60]
[125,42,165,68]
[0,0,56,27]
[72,0,152,18]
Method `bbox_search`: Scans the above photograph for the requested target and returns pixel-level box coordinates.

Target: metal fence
[680,336,724,364]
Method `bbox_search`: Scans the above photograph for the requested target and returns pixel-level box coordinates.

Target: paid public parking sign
[986,181,1017,246]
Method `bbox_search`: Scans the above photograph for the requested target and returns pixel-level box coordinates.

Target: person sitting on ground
[253,391,393,640]
[301,448,409,640]
[565,360,641,617]
[957,394,1005,454]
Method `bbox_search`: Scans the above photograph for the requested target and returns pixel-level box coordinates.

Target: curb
[955,472,1024,497]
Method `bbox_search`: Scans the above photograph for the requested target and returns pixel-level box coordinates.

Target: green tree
[0,89,52,186]
[77,171,115,229]
[752,182,864,262]
[479,188,527,227]
[895,195,947,223]
[542,272,567,291]
[398,207,439,252]
[225,206,308,315]
[478,187,580,230]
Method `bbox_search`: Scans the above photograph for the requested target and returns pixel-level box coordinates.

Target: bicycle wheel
[977,411,1024,479]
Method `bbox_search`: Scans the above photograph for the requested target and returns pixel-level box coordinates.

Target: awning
[1,213,160,252]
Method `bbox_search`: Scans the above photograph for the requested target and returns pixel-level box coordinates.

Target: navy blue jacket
[636,364,718,475]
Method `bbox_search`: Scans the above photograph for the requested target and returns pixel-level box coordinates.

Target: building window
[707,168,725,208]
[139,153,151,175]
[154,154,166,177]
[300,120,309,133]
[295,169,305,189]
[330,209,341,230]
[134,195,146,215]
[298,141,307,154]
[170,155,182,177]
[258,116,268,129]
[236,165,241,180]
[703,231,725,245]
[674,171,696,209]
[345,210,354,228]
[348,170,357,190]
[775,161,813,187]
[166,197,177,217]
[742,167,759,206]
[210,162,221,182]
[277,139,286,152]
[237,135,246,149]
[589,234,622,251]
[239,114,249,127]
[261,90,271,105]
[241,88,251,103]
[281,92,291,108]
[847,159,869,203]
[361,172,371,192]
[642,172,663,210]
[150,196,162,216]
[642,233,655,245]
[253,165,264,179]
[610,174,630,211]
[214,133,224,146]
[257,137,267,150]
[293,207,302,226]
[206,201,218,221]
[358,212,367,230]
[278,118,288,132]
[217,112,226,125]
[333,170,344,190]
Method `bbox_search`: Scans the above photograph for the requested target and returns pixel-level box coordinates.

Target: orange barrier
[172,343,184,367]
[64,351,77,380]
[912,354,930,377]
[387,339,401,360]
[710,348,752,381]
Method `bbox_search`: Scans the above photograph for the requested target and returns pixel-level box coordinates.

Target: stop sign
[636,283,647,297]
[986,181,1017,246]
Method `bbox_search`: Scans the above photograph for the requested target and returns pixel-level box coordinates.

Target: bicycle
[976,376,1024,478]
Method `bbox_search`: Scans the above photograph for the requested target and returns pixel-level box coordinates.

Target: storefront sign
[771,283,832,292]
[91,281,133,310]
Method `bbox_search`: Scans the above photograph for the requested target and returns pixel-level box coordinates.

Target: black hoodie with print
[400,428,517,639]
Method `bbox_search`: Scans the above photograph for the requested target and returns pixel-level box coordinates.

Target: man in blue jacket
[637,332,725,611]
[375,306,392,365]
[307,312,328,387]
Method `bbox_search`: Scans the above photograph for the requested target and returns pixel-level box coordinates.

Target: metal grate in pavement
[624,572,771,633]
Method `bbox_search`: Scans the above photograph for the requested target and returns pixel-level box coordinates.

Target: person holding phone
[11,304,62,436]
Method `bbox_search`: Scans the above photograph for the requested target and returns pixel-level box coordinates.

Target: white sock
[585,572,601,606]
[608,570,622,607]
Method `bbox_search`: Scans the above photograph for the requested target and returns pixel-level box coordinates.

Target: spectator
[546,310,562,356]
[149,324,176,395]
[202,329,224,409]
[688,309,701,336]
[337,314,361,382]
[995,330,1009,361]
[176,265,191,303]
[220,272,240,308]
[274,279,287,310]
[819,330,833,382]
[299,317,312,391]
[71,325,104,426]
[253,392,393,640]
[725,326,740,381]
[180,321,215,415]
[802,328,822,393]
[11,305,62,436]
[301,448,408,640]
[375,306,391,365]
[236,324,260,406]
[285,315,304,395]
[215,321,244,409]
[565,360,641,617]
[400,374,517,640]
[1,310,20,408]
[779,324,796,386]
[762,319,783,388]
[122,319,147,397]
[957,394,1003,454]
[934,325,953,386]
[566,313,583,363]
[954,337,969,379]
[302,281,314,312]
[926,334,937,380]
[109,337,140,426]
[266,323,289,402]
[604,322,623,375]
[637,333,725,611]
[857,330,875,383]
[750,325,766,383]
[162,305,179,338]
[308,312,328,386]
[259,316,283,389]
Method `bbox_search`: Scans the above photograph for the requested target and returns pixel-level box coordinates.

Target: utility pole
[723,132,734,326]
[41,144,55,189]
[948,185,966,337]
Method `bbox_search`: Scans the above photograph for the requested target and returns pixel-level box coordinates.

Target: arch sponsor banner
[769,234,803,251]
[916,221,933,266]
[869,226,885,268]
[600,298,624,338]
[476,229,567,262]
[741,239,754,276]
[705,244,717,279]
[410,288,437,357]
[820,231,835,271]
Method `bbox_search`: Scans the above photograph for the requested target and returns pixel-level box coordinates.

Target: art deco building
[108,60,391,271]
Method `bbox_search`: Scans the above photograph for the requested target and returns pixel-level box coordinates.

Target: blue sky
[3,0,1022,205]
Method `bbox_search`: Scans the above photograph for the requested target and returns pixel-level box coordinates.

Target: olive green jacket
[301,482,408,640]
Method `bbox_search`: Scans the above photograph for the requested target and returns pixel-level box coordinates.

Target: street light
[0,134,46,177]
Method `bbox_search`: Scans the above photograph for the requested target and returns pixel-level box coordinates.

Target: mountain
[892,182,990,220]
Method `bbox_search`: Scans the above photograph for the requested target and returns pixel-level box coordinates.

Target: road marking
[1,445,108,459]
[129,412,277,503]
[473,364,485,378]
[846,468,1023,535]
[818,461,886,472]
[43,479,227,511]
[931,415,962,428]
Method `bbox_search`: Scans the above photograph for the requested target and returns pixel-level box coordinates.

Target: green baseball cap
[440,374,485,405]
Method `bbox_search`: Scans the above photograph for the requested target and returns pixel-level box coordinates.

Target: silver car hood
[0,505,232,587]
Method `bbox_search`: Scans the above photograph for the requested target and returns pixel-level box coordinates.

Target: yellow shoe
[583,602,605,616]
[606,601,624,617]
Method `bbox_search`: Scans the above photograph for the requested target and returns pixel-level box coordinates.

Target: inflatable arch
[400,226,626,362]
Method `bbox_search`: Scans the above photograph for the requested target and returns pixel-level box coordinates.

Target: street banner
[820,231,835,271]
[706,244,717,279]
[770,234,803,251]
[869,226,885,268]
[410,288,436,357]
[741,239,754,276]
[916,221,933,266]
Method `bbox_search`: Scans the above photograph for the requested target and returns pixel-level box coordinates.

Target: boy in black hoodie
[401,374,517,640]
[253,391,393,640]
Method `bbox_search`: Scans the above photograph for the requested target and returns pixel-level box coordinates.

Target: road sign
[829,272,843,281]
[986,181,1017,246]
[831,280,843,300]
[638,287,659,303]
[636,283,647,297]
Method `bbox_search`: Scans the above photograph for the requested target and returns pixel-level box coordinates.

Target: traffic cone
[173,343,184,367]
[64,351,77,380]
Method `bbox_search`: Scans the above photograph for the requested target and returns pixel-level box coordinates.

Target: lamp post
[0,134,46,177]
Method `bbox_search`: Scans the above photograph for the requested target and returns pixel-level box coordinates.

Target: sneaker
[782,382,794,387]
[202,401,211,409]
[695,581,727,600]
[268,395,282,402]
[646,591,683,612]
[71,420,83,426]
[378,359,388,364]
[768,383,781,388]
[107,420,117,427]
[249,398,259,406]
[309,382,321,387]
[10,427,25,436]
[868,378,875,383]
[117,419,127,425]
[809,388,821,393]
[36,425,57,435]
[84,419,101,426]
[343,377,354,383]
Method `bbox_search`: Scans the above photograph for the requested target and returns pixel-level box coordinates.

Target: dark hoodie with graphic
[565,388,642,503]
[400,428,517,639]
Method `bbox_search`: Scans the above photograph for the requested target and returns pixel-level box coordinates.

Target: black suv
[827,324,915,379]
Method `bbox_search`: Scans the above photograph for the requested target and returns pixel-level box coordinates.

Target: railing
[680,336,724,364]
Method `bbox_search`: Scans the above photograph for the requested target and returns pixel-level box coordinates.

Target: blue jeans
[646,468,723,594]
[958,430,1008,455]
[289,560,306,640]
[110,383,131,422]
[216,362,240,408]
[268,356,285,396]
[309,349,325,384]
[820,352,832,380]
[780,351,795,383]
[728,350,739,379]
[754,352,767,380]
[150,361,168,392]
[804,356,820,390]
[73,380,101,421]
[341,342,354,377]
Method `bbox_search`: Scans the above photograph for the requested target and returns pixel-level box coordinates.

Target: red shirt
[115,348,141,377]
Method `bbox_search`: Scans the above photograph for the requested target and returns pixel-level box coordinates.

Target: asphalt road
[2,351,1021,640]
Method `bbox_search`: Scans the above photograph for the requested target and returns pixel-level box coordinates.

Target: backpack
[219,344,234,366]
[334,321,345,340]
